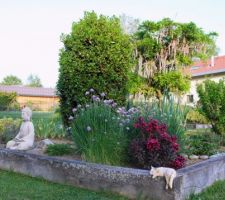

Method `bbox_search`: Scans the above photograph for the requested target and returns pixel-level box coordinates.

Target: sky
[0,0,225,88]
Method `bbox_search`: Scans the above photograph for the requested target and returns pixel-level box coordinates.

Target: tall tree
[57,11,134,126]
[26,74,42,87]
[1,75,22,85]
[132,18,218,97]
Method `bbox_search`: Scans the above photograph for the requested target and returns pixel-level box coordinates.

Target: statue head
[21,107,32,121]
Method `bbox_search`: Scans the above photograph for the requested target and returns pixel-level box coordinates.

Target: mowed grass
[188,180,225,200]
[0,170,128,200]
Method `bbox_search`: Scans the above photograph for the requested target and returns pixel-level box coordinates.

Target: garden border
[0,148,225,200]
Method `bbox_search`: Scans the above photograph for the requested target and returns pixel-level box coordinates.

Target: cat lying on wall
[149,166,176,189]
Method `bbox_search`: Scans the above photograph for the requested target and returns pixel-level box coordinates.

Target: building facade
[184,55,225,105]
[0,85,59,111]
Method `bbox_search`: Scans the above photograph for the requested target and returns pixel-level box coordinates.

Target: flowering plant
[129,117,185,169]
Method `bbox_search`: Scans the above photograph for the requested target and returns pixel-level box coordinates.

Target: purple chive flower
[68,116,74,120]
[89,88,94,93]
[72,108,77,112]
[92,95,100,102]
[86,126,92,132]
[100,92,106,97]
[111,102,117,108]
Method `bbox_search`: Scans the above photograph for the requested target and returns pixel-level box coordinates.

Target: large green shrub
[197,79,225,136]
[57,11,134,125]
[0,92,17,111]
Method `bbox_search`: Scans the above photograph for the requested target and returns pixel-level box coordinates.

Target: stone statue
[6,107,35,150]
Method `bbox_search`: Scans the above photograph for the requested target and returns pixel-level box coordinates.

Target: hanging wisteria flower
[85,91,90,95]
[72,108,77,112]
[68,116,74,120]
[89,88,95,93]
[86,126,92,132]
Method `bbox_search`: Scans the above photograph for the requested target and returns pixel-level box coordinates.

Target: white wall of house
[183,73,225,106]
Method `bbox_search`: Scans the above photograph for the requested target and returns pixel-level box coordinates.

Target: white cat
[149,166,176,189]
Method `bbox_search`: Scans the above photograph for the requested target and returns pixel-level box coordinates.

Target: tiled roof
[0,85,58,97]
[185,55,225,77]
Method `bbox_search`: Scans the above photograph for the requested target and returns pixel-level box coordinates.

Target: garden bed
[0,148,225,200]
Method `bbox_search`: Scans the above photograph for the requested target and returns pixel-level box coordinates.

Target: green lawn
[188,180,225,200]
[0,170,128,200]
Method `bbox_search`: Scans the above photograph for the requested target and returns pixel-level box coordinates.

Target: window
[187,95,194,103]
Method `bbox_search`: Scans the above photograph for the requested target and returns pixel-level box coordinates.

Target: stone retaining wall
[0,148,225,200]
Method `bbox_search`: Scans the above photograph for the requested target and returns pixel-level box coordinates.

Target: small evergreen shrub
[129,117,185,169]
[186,109,209,124]
[46,144,74,156]
[0,92,17,111]
[185,132,220,156]
[57,11,134,126]
[197,79,225,136]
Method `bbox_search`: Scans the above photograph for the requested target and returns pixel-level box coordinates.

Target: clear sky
[0,0,225,88]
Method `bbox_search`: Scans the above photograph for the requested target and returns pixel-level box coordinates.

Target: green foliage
[26,74,42,87]
[136,18,218,68]
[57,11,134,125]
[197,79,225,136]
[0,92,17,111]
[185,131,220,156]
[186,109,209,124]
[0,118,21,143]
[71,102,127,166]
[152,71,190,94]
[46,144,74,156]
[1,75,22,85]
[34,112,66,139]
[134,18,218,98]
[0,111,66,139]
[135,94,189,149]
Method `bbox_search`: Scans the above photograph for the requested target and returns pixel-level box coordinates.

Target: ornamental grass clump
[137,94,188,149]
[129,117,185,169]
[71,90,129,166]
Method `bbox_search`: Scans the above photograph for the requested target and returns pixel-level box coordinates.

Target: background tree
[57,11,134,125]
[1,75,22,85]
[132,18,218,97]
[197,79,225,136]
[120,14,139,35]
[26,74,42,87]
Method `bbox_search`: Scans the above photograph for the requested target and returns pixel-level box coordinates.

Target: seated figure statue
[6,106,35,150]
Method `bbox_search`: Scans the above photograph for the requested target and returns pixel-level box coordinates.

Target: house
[0,85,59,111]
[184,55,225,105]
